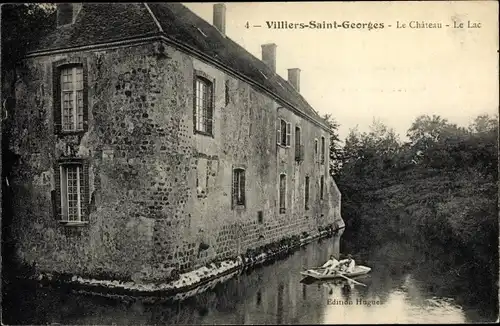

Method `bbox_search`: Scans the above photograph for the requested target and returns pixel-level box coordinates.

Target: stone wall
[9,39,343,283]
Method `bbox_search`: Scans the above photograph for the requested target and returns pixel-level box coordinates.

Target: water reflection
[2,233,497,324]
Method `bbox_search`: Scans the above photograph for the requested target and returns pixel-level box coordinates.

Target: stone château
[7,3,344,283]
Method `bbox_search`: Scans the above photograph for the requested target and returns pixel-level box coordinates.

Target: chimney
[261,43,277,72]
[287,68,301,92]
[213,3,226,36]
[56,3,82,27]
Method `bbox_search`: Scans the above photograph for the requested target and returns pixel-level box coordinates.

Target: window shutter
[240,171,245,205]
[82,161,90,220]
[53,66,62,134]
[231,170,237,209]
[276,120,281,145]
[208,81,214,135]
[286,122,291,147]
[320,176,324,199]
[82,62,89,132]
[53,163,62,220]
[305,176,310,210]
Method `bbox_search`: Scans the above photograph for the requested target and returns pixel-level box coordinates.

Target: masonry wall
[9,39,342,282]
[182,56,341,271]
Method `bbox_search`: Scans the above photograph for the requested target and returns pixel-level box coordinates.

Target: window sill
[57,130,87,136]
[59,221,89,227]
[194,130,214,138]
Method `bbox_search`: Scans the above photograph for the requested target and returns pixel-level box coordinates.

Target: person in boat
[321,255,340,275]
[339,254,356,273]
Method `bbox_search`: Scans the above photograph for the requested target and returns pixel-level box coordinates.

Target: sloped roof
[29,3,328,129]
[32,4,159,50]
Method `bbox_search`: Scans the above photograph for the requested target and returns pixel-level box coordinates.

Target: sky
[184,1,499,141]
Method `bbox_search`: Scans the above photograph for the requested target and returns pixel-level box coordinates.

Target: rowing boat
[300,265,371,280]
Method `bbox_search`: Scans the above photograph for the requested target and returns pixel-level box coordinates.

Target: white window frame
[60,164,83,222]
[60,66,84,132]
[277,119,291,147]
[194,77,214,135]
[279,173,287,213]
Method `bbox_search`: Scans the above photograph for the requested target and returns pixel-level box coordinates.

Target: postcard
[1,1,498,324]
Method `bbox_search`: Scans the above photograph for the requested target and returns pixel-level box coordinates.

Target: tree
[469,114,498,134]
[1,4,55,98]
[322,113,342,177]
[407,114,451,144]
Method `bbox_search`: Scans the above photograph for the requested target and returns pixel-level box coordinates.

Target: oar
[336,273,367,287]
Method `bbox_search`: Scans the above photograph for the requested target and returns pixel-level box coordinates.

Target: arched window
[232,168,246,207]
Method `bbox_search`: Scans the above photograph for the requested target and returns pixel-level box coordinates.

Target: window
[320,175,325,200]
[279,173,286,213]
[60,66,84,132]
[295,126,303,161]
[281,119,287,145]
[53,59,88,134]
[321,136,326,164]
[225,80,230,106]
[276,119,291,147]
[58,162,88,222]
[305,176,310,210]
[232,168,246,207]
[194,77,214,135]
[295,126,301,150]
[314,139,318,158]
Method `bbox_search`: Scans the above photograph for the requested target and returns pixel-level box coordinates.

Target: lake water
[2,232,498,324]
